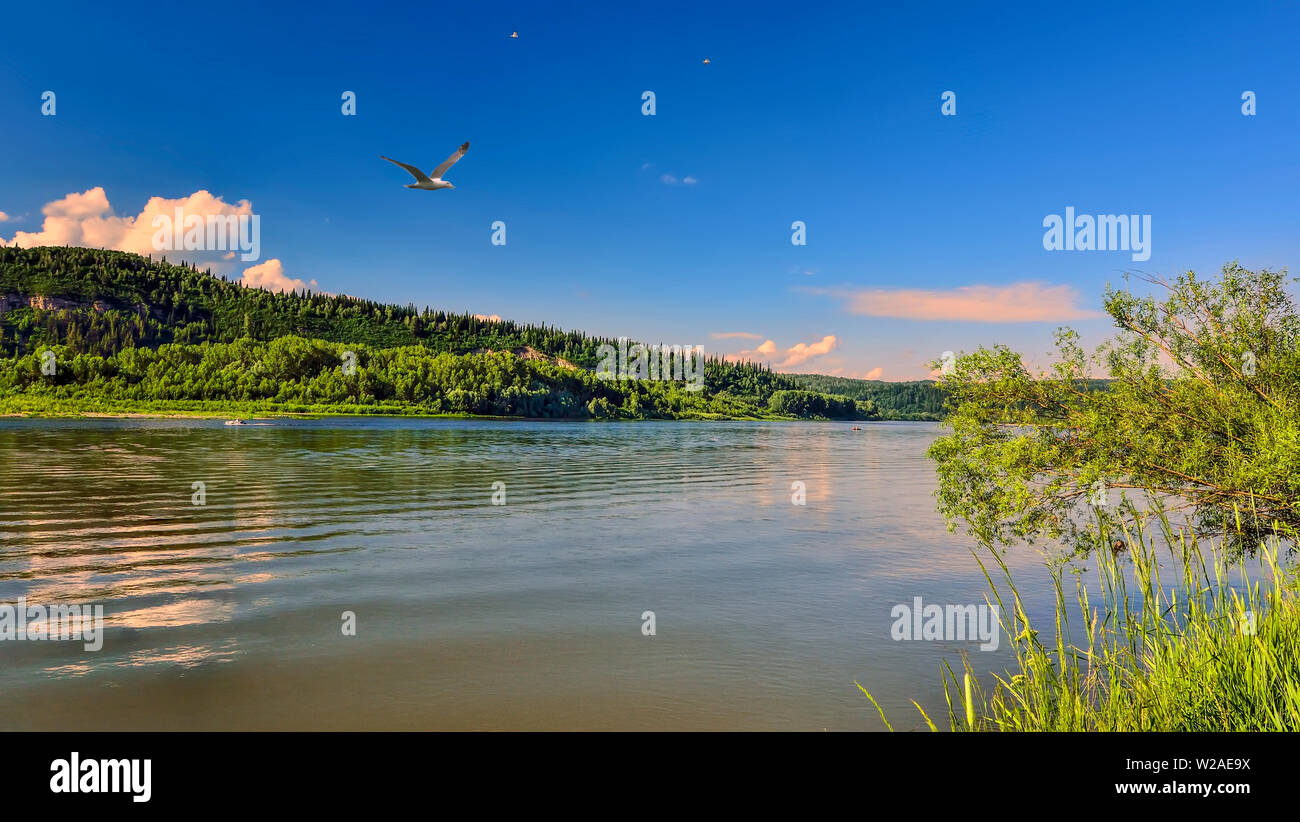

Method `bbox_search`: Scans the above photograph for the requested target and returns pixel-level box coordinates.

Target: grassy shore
[861,505,1300,731]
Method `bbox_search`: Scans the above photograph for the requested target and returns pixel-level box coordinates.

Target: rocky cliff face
[1,294,128,317]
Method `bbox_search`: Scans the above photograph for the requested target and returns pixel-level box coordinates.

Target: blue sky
[2,0,1297,379]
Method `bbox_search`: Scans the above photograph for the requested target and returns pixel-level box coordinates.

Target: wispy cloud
[0,211,11,223]
[805,282,1103,322]
[643,162,697,186]
[863,366,884,380]
[710,331,762,340]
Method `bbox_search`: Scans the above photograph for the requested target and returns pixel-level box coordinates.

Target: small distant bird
[381,142,470,191]
[510,31,519,38]
[702,58,710,64]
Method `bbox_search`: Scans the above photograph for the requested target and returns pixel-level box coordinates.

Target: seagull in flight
[381,142,469,191]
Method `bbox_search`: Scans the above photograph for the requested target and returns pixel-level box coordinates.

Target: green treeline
[766,389,866,418]
[0,337,881,420]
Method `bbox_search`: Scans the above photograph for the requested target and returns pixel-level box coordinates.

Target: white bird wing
[430,142,469,179]
[381,155,432,183]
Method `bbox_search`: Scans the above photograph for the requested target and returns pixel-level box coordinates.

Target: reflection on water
[1,417,1058,730]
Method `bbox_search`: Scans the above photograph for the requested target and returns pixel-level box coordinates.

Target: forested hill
[0,246,880,420]
[0,246,623,364]
[0,246,786,383]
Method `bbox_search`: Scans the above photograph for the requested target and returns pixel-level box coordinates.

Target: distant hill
[789,369,1114,420]
[787,374,947,420]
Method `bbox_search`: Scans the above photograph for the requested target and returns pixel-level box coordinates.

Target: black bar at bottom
[7,731,1285,809]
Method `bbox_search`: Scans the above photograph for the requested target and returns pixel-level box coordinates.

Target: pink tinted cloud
[725,335,838,370]
[777,335,837,367]
[808,282,1103,322]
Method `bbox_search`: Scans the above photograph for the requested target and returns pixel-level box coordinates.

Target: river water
[0,417,1063,730]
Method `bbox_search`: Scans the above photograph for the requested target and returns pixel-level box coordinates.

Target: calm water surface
[0,418,1059,730]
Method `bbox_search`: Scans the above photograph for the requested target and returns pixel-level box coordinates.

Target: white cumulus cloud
[0,187,256,260]
[240,259,317,294]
